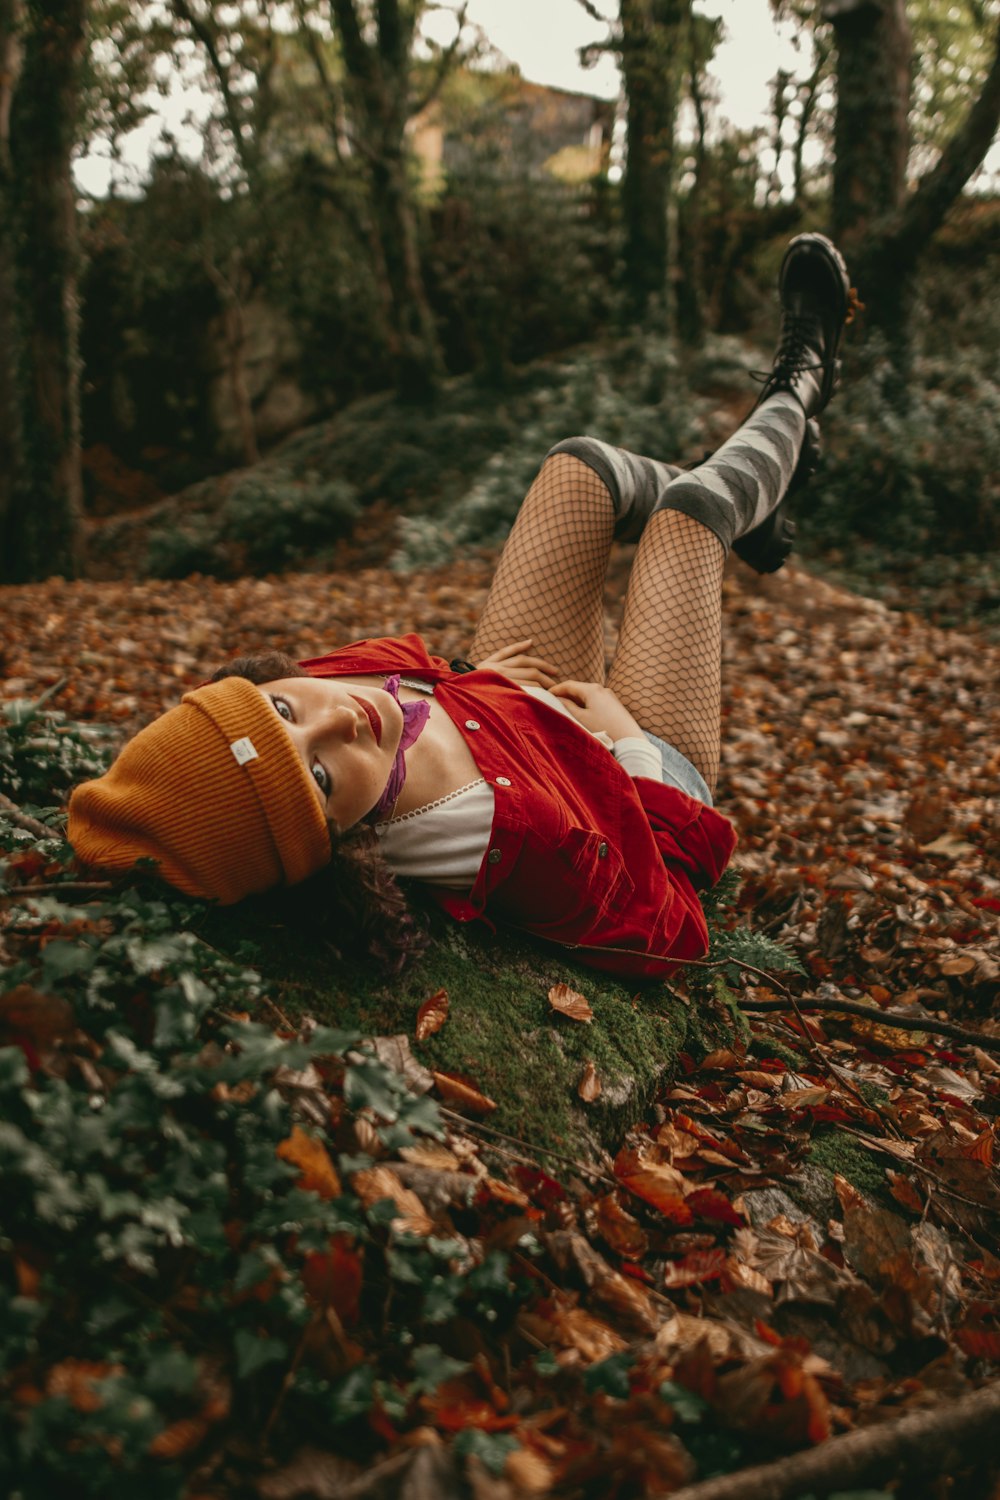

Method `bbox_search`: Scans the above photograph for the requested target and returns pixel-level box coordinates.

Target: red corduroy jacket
[299,635,737,979]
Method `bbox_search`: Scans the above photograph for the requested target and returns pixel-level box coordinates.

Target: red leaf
[619,1170,693,1224]
[662,1249,727,1288]
[685,1188,744,1227]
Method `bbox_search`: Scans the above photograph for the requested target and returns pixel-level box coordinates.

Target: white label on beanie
[230,736,259,765]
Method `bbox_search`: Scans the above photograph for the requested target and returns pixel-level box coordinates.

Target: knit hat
[67,677,332,903]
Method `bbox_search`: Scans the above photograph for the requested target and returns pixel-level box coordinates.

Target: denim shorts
[643,731,713,806]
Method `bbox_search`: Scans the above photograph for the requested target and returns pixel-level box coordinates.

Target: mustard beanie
[67,677,332,903]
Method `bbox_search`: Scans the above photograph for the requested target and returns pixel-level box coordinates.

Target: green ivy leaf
[408,1343,469,1397]
[585,1351,633,1399]
[344,1058,401,1121]
[660,1379,709,1424]
[453,1429,518,1476]
[233,1328,288,1380]
[328,1363,376,1425]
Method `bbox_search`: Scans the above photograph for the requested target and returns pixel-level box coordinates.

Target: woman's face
[257,677,404,833]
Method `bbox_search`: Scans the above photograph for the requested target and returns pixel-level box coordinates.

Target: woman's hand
[476,641,561,688]
[550,681,645,741]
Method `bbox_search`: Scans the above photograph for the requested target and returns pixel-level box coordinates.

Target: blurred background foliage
[0,0,998,628]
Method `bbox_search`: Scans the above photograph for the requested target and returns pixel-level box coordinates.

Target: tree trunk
[827,0,911,246]
[0,0,23,559]
[369,143,443,402]
[1,0,85,583]
[826,0,1000,381]
[328,0,442,402]
[619,0,690,329]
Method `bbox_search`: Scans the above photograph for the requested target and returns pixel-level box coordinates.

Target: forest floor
[2,551,1000,1497]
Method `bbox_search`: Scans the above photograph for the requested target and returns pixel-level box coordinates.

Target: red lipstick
[349,695,382,746]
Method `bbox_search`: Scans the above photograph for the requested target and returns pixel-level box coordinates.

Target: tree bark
[825,0,1000,375]
[328,0,443,401]
[619,0,690,330]
[0,0,24,557]
[1,0,86,583]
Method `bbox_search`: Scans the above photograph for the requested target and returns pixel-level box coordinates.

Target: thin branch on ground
[0,793,54,841]
[742,995,1000,1053]
[667,1378,1000,1500]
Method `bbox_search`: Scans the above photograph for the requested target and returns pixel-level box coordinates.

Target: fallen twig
[0,792,53,841]
[741,995,1000,1054]
[437,1106,618,1188]
[667,1378,1000,1500]
[14,880,114,896]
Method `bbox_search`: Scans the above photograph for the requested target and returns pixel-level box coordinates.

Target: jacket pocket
[492,825,635,938]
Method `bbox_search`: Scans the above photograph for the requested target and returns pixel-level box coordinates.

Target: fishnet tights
[607,510,725,793]
[470,453,725,794]
[470,453,614,684]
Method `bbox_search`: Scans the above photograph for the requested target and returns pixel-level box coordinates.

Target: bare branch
[668,1379,1000,1500]
[410,0,468,118]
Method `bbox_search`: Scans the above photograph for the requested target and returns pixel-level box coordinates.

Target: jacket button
[487,848,502,865]
[597,842,608,857]
[465,719,481,731]
[495,776,511,787]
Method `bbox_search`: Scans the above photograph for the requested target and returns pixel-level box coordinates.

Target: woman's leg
[470,441,684,682]
[608,234,852,794]
[607,510,725,792]
[470,453,614,683]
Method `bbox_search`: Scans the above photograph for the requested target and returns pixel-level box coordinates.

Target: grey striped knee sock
[651,394,806,553]
[546,436,685,543]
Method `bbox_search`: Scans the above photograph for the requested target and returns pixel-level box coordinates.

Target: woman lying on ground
[68,234,852,979]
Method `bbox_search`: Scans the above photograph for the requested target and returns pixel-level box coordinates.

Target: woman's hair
[210,652,427,973]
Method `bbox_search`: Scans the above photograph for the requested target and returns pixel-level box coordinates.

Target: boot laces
[749,311,829,388]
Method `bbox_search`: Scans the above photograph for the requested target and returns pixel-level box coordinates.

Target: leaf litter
[1,554,1000,1495]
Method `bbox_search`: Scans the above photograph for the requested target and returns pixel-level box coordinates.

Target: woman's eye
[312,761,330,796]
[270,695,293,723]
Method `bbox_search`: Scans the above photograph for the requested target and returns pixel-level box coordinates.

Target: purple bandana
[369,674,430,820]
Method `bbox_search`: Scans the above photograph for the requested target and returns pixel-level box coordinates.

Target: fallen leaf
[432,1071,497,1116]
[149,1415,212,1459]
[415,987,450,1041]
[352,1167,434,1235]
[276,1125,341,1200]
[547,983,593,1023]
[578,1060,601,1101]
[46,1359,124,1412]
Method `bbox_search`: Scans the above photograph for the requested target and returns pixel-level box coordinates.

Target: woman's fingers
[551,680,596,705]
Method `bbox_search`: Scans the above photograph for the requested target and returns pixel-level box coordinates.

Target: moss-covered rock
[199,902,740,1164]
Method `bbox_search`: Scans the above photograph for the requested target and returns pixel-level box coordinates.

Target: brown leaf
[149,1415,212,1459]
[938,953,976,976]
[504,1445,555,1493]
[415,987,450,1041]
[432,1070,497,1116]
[46,1359,124,1412]
[276,1125,341,1200]
[547,983,594,1023]
[0,985,76,1050]
[577,1060,601,1101]
[619,1168,693,1224]
[352,1167,434,1236]
[592,1193,649,1260]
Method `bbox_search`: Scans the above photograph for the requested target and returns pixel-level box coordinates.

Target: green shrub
[801,343,1000,557]
[0,691,118,807]
[394,342,702,570]
[144,470,360,579]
